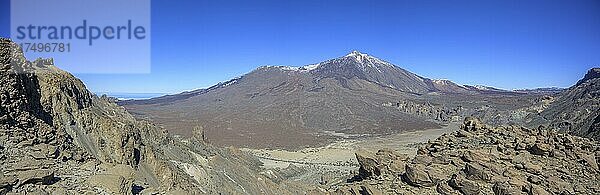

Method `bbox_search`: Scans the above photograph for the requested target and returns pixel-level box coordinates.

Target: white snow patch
[473,85,493,90]
[280,66,300,71]
[301,64,320,71]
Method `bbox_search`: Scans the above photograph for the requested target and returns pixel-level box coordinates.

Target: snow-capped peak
[344,50,371,63]
[257,50,393,73]
[345,50,369,57]
[339,50,395,72]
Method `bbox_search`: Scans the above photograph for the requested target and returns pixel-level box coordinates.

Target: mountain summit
[346,50,366,56]
[342,50,381,63]
[295,51,433,94]
[576,68,600,86]
[265,51,498,94]
[121,51,511,149]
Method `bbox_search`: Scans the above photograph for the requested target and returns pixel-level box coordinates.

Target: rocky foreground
[335,117,600,194]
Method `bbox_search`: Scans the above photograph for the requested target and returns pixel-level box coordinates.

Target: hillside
[0,38,309,194]
[528,68,600,140]
[122,51,537,149]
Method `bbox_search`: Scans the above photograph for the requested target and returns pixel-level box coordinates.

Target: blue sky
[1,0,599,93]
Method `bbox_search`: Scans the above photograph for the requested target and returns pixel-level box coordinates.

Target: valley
[247,122,460,170]
[1,37,599,194]
[121,51,547,150]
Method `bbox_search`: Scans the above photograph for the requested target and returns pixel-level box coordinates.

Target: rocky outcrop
[576,68,600,86]
[0,38,309,194]
[383,100,464,122]
[0,37,199,193]
[530,68,600,140]
[335,117,600,194]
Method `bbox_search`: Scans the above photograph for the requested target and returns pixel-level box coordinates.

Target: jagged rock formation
[0,38,309,194]
[383,99,464,122]
[335,117,600,194]
[529,68,600,140]
[576,68,600,86]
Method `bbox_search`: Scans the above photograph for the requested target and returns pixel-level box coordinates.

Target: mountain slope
[308,51,433,94]
[122,51,452,149]
[529,68,600,140]
[122,51,522,149]
[0,38,308,194]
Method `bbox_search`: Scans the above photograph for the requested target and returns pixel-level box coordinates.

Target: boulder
[355,150,382,179]
[457,130,473,138]
[426,167,448,184]
[16,169,54,186]
[527,175,542,185]
[0,175,18,189]
[462,150,490,163]
[522,162,542,175]
[29,151,46,160]
[432,155,452,165]
[464,163,492,181]
[578,153,598,171]
[546,176,573,194]
[528,143,553,156]
[412,155,433,165]
[448,173,464,189]
[459,179,481,195]
[527,184,550,195]
[492,181,520,195]
[462,117,484,131]
[86,174,133,194]
[404,163,434,187]
[436,182,459,195]
[359,185,383,195]
[448,173,481,195]
[388,160,406,175]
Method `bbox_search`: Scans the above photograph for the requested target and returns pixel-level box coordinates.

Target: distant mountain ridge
[129,51,519,102]
[121,51,541,149]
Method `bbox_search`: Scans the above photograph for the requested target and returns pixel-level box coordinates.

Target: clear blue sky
[1,0,599,93]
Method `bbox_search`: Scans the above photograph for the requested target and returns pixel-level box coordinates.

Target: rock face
[335,118,600,194]
[0,38,308,194]
[404,163,434,187]
[530,67,600,140]
[576,68,600,86]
